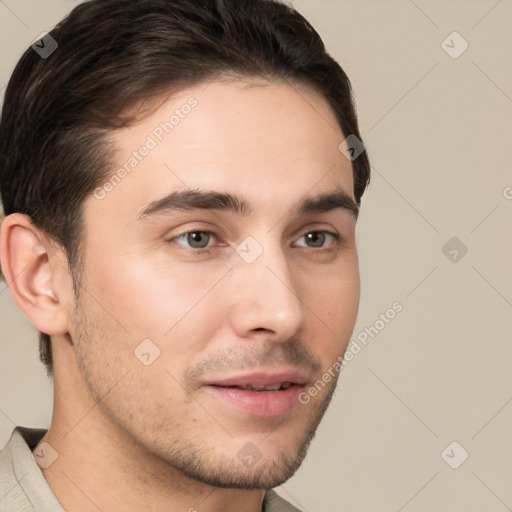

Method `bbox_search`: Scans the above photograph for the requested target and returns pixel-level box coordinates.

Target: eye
[169,229,340,254]
[293,230,339,249]
[172,230,217,252]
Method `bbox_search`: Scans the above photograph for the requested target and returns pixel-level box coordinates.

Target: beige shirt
[0,427,301,512]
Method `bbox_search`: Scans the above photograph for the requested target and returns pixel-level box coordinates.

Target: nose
[228,239,306,342]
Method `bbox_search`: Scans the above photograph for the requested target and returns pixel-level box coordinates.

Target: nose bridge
[229,234,306,338]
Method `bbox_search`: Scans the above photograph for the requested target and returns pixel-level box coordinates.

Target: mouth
[224,382,294,391]
[201,370,309,418]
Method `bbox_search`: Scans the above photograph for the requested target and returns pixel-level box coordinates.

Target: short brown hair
[0,0,371,375]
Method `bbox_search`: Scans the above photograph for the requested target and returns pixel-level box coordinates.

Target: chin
[162,428,316,490]
[182,446,310,489]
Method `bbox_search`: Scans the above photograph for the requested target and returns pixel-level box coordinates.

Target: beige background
[1,1,511,510]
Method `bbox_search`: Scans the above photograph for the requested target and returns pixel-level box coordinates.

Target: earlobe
[0,213,69,335]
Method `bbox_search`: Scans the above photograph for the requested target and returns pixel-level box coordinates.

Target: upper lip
[203,369,310,388]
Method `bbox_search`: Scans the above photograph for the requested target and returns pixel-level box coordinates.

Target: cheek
[326,268,360,325]
[84,245,228,341]
[303,257,360,359]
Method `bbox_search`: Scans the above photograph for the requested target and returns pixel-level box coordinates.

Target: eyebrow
[137,187,359,221]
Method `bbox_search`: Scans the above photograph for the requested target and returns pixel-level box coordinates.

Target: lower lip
[203,384,303,417]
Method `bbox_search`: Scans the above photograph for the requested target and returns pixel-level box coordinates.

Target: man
[0,0,370,510]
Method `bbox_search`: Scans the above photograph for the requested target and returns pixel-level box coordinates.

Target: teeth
[237,382,292,391]
[264,384,282,391]
[238,385,263,391]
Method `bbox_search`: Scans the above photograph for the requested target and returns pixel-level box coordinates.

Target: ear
[0,213,71,335]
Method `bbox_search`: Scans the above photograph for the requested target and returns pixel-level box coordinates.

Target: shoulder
[0,428,31,511]
[263,489,303,512]
[0,427,63,512]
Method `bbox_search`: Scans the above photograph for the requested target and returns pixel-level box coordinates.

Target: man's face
[69,79,360,488]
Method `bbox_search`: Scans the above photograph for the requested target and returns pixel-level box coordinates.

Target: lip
[201,369,309,418]
[203,370,309,389]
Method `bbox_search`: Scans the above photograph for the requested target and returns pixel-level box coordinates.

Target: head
[0,0,370,489]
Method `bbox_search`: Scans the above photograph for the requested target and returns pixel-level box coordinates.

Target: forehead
[87,79,354,223]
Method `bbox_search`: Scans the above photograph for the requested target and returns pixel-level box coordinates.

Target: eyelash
[169,229,341,255]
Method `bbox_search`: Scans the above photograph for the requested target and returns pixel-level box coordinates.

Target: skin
[0,78,360,512]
